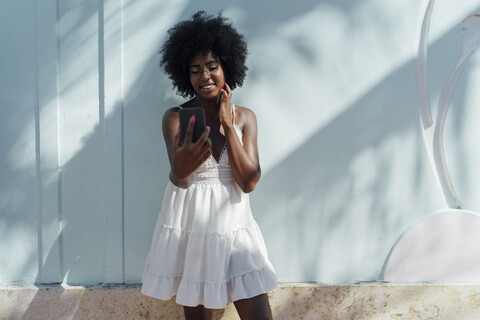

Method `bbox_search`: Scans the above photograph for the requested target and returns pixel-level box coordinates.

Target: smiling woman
[159,11,248,98]
[189,52,225,100]
[140,11,277,320]
[3,2,480,317]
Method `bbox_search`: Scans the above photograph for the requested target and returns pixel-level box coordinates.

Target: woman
[141,11,277,320]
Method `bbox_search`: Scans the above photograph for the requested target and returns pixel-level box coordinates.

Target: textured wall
[1,0,480,285]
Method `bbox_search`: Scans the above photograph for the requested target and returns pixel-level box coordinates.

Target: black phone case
[179,107,206,143]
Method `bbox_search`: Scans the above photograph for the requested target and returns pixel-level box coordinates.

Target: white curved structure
[383,2,480,281]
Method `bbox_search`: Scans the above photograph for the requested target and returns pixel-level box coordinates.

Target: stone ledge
[2,282,480,319]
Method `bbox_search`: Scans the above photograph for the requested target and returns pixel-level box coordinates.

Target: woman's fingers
[183,115,196,145]
[198,125,210,142]
[187,125,211,160]
[175,115,213,172]
[225,82,232,96]
[195,127,211,158]
[200,139,212,161]
[219,83,231,102]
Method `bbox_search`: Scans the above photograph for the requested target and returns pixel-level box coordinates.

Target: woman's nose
[201,69,210,79]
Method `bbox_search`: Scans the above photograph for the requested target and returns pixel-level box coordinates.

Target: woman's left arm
[219,85,261,193]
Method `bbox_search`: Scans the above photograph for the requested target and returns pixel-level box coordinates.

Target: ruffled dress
[141,110,277,309]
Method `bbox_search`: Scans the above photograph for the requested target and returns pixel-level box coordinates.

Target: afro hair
[160,11,248,98]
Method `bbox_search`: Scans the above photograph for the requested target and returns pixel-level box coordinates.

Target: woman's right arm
[162,108,211,188]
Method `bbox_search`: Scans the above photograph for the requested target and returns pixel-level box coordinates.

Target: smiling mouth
[200,84,215,89]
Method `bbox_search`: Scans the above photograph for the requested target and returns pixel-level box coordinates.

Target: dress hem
[141,261,277,309]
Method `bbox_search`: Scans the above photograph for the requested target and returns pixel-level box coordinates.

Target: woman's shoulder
[162,106,182,126]
[163,99,199,120]
[234,105,257,126]
[235,105,256,117]
[164,99,196,117]
[165,105,182,112]
[164,105,183,115]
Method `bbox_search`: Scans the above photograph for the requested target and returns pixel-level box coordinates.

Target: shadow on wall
[251,21,476,281]
[22,0,331,287]
[36,1,180,285]
[1,0,479,302]
[3,0,480,318]
[0,0,370,288]
[0,0,177,285]
[0,1,44,285]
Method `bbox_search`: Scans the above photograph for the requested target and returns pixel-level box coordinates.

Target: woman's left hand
[218,82,234,130]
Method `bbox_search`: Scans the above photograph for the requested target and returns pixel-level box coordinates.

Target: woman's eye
[209,66,218,71]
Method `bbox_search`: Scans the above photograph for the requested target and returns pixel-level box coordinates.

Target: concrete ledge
[2,282,480,319]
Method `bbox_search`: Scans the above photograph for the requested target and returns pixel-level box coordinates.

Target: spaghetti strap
[232,104,236,125]
[219,104,237,136]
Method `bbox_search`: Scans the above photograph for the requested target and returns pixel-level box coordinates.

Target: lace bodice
[192,125,243,185]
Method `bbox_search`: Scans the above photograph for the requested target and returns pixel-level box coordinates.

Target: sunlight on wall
[2,0,480,284]
[10,0,477,177]
[6,0,189,173]
[56,4,100,168]
[122,0,188,97]
[6,120,36,173]
[245,0,480,280]
[239,0,480,173]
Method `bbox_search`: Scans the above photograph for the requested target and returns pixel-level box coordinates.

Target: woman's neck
[192,96,219,117]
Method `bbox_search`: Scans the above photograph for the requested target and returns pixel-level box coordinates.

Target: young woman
[141,11,277,320]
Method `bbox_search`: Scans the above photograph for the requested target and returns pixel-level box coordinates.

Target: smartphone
[179,107,206,143]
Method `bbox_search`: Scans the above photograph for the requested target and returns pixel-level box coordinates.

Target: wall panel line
[33,0,44,283]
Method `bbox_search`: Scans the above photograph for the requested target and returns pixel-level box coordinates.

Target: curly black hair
[160,11,248,98]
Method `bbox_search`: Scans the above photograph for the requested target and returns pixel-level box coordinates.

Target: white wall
[1,0,480,285]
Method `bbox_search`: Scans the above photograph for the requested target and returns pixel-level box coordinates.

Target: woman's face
[189,51,226,100]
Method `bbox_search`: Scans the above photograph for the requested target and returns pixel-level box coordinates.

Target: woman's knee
[183,305,214,320]
[234,294,273,320]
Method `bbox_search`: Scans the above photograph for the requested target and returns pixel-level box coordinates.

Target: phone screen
[179,107,206,143]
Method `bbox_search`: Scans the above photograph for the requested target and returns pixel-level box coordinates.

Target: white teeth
[201,85,214,89]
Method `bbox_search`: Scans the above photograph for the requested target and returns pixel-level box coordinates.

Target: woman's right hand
[171,115,211,179]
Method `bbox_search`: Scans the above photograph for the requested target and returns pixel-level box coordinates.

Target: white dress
[141,108,277,309]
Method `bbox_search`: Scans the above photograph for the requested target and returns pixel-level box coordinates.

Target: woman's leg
[234,293,273,320]
[183,305,214,320]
